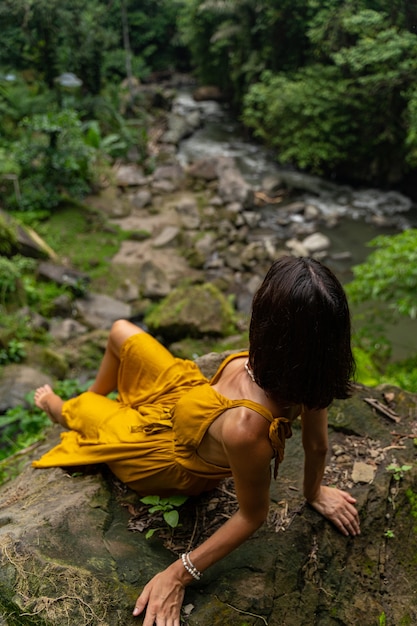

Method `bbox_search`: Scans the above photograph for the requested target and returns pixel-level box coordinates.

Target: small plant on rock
[140,495,188,539]
[386,463,412,481]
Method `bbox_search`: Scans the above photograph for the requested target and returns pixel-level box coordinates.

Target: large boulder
[74,293,132,330]
[0,356,417,625]
[144,283,238,341]
[216,157,255,208]
[0,209,58,261]
[0,364,53,412]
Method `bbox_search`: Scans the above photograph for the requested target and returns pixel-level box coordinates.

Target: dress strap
[230,398,293,480]
[210,350,249,385]
[210,350,294,479]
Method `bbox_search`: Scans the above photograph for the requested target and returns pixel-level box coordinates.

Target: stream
[175,92,417,361]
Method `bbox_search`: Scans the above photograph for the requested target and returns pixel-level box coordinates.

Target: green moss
[35,202,129,288]
[40,348,69,378]
[145,283,239,341]
[363,559,377,576]
[0,600,49,626]
[126,229,151,241]
[0,214,18,255]
[169,332,248,360]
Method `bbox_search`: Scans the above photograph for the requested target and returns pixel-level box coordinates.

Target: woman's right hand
[133,561,189,625]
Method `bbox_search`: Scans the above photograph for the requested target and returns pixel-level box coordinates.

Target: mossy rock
[40,347,69,379]
[0,212,18,255]
[144,283,238,342]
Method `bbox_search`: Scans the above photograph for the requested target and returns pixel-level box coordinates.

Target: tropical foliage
[347,229,417,387]
[348,229,417,320]
[242,4,417,182]
[1,0,417,191]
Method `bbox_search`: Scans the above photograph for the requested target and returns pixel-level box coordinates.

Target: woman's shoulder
[220,405,273,454]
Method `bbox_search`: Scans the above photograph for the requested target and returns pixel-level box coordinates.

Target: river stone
[175,197,200,229]
[285,201,306,214]
[302,232,331,253]
[153,164,185,183]
[192,85,223,101]
[0,364,52,412]
[74,293,132,329]
[239,241,268,269]
[153,165,185,193]
[193,232,216,258]
[223,242,246,271]
[187,158,218,181]
[162,113,195,144]
[37,262,90,290]
[49,318,88,342]
[304,204,320,220]
[114,278,140,302]
[130,189,152,209]
[153,225,180,248]
[139,260,171,299]
[242,210,260,228]
[260,174,284,195]
[352,461,376,484]
[51,293,74,317]
[217,159,254,208]
[114,163,148,187]
[285,238,309,256]
[86,186,134,217]
[152,178,177,193]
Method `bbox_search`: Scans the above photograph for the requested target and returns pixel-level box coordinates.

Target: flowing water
[175,92,417,361]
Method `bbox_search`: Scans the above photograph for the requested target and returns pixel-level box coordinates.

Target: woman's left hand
[308,485,360,536]
[132,564,186,625]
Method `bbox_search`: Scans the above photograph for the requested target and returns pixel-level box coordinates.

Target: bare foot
[34,384,66,426]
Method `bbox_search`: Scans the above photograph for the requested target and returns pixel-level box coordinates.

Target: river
[175,92,417,361]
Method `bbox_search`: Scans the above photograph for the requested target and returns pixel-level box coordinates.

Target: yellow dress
[33,333,294,495]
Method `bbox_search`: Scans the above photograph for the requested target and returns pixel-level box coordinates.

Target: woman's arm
[301,407,329,502]
[133,410,273,625]
[301,407,360,536]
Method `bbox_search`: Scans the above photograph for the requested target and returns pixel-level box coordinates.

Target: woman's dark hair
[249,256,355,409]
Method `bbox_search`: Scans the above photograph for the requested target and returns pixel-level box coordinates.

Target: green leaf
[148,505,163,514]
[401,465,412,472]
[166,495,188,507]
[140,495,161,506]
[163,510,179,528]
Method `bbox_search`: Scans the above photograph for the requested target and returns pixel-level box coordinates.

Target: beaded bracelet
[181,552,202,580]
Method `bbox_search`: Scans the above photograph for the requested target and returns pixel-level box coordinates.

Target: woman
[33,256,360,626]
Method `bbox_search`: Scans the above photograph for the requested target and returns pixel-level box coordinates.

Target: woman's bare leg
[34,384,67,427]
[34,321,145,426]
[88,319,145,395]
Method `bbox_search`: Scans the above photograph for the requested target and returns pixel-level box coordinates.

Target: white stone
[302,232,331,253]
[285,238,309,257]
[351,462,376,484]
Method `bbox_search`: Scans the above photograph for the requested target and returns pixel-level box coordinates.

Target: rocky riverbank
[2,78,416,411]
[1,80,417,626]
